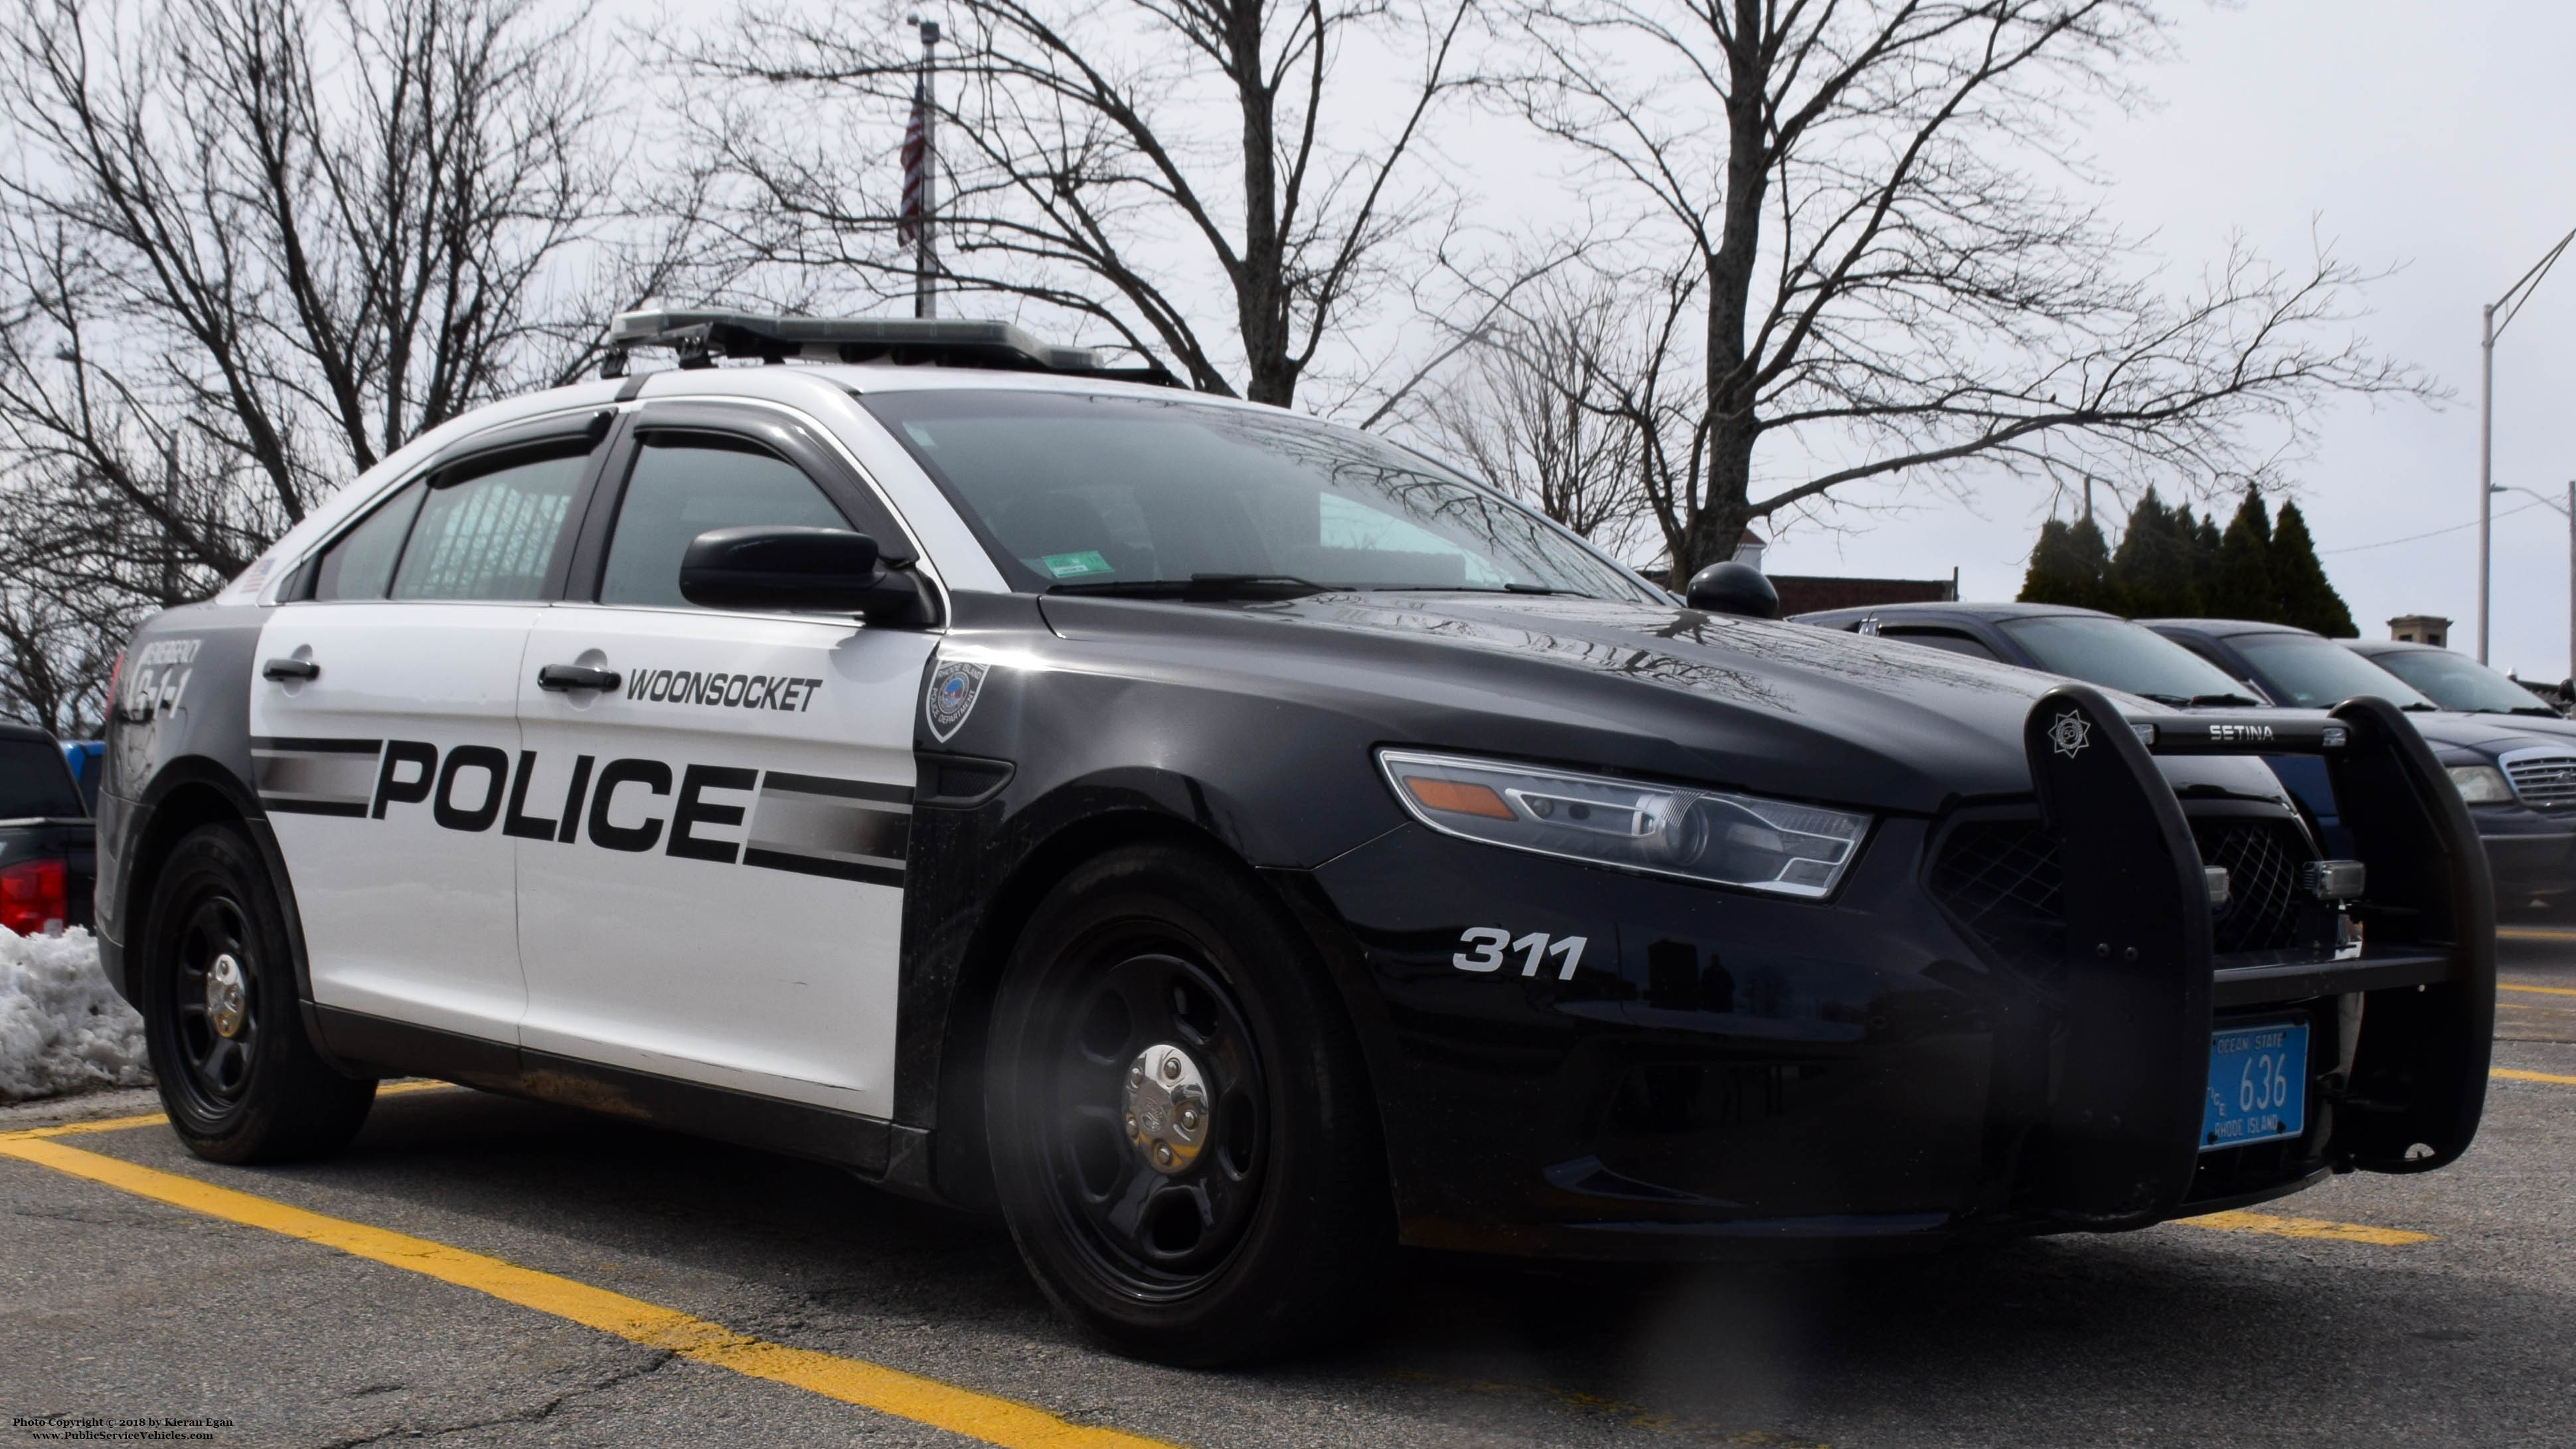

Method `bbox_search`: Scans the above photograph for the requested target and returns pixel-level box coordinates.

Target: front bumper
[1307,693,2494,1258]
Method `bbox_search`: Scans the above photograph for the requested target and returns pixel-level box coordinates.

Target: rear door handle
[262,657,320,681]
[536,663,622,693]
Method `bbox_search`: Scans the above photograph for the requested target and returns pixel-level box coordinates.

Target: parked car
[61,739,106,815]
[94,310,2496,1363]
[2342,639,2571,723]
[0,720,96,934]
[2146,619,2576,913]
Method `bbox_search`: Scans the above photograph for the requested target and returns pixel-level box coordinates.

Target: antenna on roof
[598,309,1176,386]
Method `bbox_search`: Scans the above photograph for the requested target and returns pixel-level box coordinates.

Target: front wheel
[140,823,375,1162]
[986,843,1390,1365]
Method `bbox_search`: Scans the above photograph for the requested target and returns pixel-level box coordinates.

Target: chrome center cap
[1122,1043,1208,1176]
[206,954,248,1039]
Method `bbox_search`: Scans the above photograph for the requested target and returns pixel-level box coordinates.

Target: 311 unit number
[1453,928,1588,980]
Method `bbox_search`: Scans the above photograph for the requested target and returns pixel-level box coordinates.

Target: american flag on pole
[897,72,931,244]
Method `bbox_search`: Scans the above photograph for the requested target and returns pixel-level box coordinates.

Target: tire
[986,843,1392,1365]
[139,823,375,1163]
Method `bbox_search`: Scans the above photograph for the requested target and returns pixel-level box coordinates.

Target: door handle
[536,663,623,693]
[262,657,320,682]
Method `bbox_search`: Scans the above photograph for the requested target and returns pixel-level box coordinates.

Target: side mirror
[1684,560,1778,620]
[679,526,933,626]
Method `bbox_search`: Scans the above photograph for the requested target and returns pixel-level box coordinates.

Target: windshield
[0,738,82,817]
[2235,633,2435,709]
[1994,615,2261,706]
[862,390,1659,600]
[2363,647,2560,715]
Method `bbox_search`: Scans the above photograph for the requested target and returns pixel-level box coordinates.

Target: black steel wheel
[987,843,1390,1365]
[141,823,374,1162]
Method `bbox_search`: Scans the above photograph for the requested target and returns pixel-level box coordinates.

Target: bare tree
[1421,276,1649,556]
[1487,0,2425,580]
[679,0,1474,406]
[0,0,664,728]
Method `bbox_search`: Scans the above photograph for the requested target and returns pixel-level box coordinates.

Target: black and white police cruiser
[98,311,2497,1364]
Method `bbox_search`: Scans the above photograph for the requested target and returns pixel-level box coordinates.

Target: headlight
[2447,764,2514,804]
[1377,748,1871,898]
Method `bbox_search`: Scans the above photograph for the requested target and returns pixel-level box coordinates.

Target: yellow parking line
[2174,1210,2431,1246]
[2494,1067,2576,1086]
[2500,982,2576,997]
[2498,927,2576,941]
[0,1134,1174,1448]
[2,1079,457,1143]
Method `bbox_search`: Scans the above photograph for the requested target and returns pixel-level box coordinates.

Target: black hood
[1036,590,2287,816]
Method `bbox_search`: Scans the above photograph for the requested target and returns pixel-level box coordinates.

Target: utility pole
[905,16,941,319]
[2477,224,2576,664]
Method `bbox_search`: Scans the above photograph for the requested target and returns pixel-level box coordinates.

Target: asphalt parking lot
[4,939,2571,1449]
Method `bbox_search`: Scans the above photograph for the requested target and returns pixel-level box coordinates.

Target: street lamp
[2490,481,2576,692]
[2479,224,2576,663]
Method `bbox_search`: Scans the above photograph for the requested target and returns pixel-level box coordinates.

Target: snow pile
[0,928,152,1101]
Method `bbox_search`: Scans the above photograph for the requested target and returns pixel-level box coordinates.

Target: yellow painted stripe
[0,1136,1176,1449]
[0,1079,457,1143]
[2174,1210,2431,1246]
[2500,982,2576,997]
[2494,1067,2576,1086]
[2498,926,2576,941]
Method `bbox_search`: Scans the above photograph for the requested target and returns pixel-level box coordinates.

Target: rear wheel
[141,823,374,1162]
[986,843,1390,1365]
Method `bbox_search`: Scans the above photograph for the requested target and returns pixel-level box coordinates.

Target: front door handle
[536,663,623,693]
[262,657,320,681]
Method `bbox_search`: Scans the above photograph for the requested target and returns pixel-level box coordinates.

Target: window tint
[2366,647,2561,715]
[861,390,1658,601]
[600,434,852,609]
[390,450,587,601]
[1881,628,2000,662]
[2233,633,2435,710]
[313,481,426,602]
[1994,615,2261,705]
[0,739,84,818]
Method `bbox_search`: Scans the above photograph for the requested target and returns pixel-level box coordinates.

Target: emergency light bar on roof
[600,309,1176,385]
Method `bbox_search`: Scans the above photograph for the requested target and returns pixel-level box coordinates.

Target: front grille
[2504,752,2576,810]
[2192,819,2306,953]
[1927,821,2065,974]
[1929,815,2315,971]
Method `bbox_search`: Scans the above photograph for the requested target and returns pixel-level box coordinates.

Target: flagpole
[912,17,940,319]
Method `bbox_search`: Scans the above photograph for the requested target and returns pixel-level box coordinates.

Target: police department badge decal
[2049,709,2091,759]
[926,659,990,742]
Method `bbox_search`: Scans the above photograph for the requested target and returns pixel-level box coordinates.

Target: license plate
[2202,1021,2308,1151]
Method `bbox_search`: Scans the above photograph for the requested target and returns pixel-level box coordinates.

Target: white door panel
[251,602,537,1039]
[515,604,931,1117]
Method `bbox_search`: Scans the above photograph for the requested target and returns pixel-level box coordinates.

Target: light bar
[600,309,1174,384]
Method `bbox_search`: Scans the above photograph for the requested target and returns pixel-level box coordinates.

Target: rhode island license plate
[2202,1021,2308,1151]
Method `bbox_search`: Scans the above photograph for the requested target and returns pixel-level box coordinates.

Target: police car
[97,312,2496,1365]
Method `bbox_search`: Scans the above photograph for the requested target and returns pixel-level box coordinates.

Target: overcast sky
[1757,0,2576,679]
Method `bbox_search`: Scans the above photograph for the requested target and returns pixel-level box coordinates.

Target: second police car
[95,313,2496,1364]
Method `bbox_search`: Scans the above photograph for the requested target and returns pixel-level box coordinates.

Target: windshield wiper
[1047,573,1331,601]
[2188,693,2263,707]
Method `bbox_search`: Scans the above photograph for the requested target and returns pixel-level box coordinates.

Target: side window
[1883,628,2001,662]
[390,448,588,602]
[312,481,426,602]
[599,432,851,610]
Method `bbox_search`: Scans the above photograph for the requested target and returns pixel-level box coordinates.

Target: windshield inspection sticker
[1038,551,1114,578]
[926,659,991,742]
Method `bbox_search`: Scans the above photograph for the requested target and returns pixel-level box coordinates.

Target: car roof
[2136,618,2320,640]
[2342,638,2444,656]
[1789,600,2117,626]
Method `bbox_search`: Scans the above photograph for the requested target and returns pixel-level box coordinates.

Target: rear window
[0,739,84,818]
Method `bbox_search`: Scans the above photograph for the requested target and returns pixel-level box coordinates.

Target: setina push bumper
[2022,685,2493,1230]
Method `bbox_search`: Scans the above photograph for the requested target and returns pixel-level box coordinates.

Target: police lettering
[373,741,744,862]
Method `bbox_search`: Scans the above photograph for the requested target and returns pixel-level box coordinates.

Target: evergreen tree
[2185,506,2222,603]
[2269,503,2356,636]
[2208,487,2275,621]
[2109,487,2199,618]
[2019,514,2118,610]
